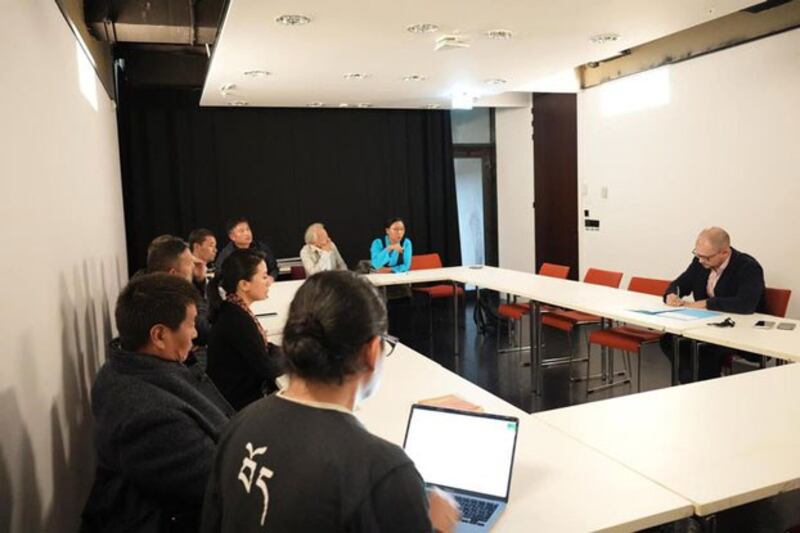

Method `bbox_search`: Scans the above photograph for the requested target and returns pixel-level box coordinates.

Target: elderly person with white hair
[299,223,348,275]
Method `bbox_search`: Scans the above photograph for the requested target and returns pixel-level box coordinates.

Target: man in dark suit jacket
[661,227,766,382]
[215,217,280,280]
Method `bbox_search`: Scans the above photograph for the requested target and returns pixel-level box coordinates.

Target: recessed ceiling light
[406,23,439,34]
[485,78,507,85]
[590,32,621,44]
[486,29,513,40]
[307,102,324,107]
[425,103,441,109]
[275,14,311,26]
[402,74,427,82]
[229,100,249,107]
[339,103,350,108]
[356,103,372,108]
[343,73,369,80]
[243,70,271,78]
[220,83,236,96]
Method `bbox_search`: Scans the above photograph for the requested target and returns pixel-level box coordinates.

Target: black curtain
[117,87,461,274]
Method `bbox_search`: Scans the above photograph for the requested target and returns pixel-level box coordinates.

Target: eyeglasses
[381,334,399,357]
[692,249,721,262]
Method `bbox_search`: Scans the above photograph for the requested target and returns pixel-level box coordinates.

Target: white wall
[495,102,535,272]
[578,28,800,318]
[0,3,127,532]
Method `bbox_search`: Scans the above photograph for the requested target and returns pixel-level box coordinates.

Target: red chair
[410,253,464,353]
[497,263,571,350]
[766,287,792,317]
[723,287,792,373]
[539,268,624,379]
[585,277,671,394]
[290,266,307,280]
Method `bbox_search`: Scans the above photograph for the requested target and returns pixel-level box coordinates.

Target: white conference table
[358,344,693,532]
[251,274,694,531]
[255,267,798,388]
[681,312,800,367]
[536,363,800,524]
[249,270,799,527]
[446,267,718,390]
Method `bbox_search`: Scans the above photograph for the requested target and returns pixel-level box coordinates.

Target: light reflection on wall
[600,67,670,117]
[76,42,98,111]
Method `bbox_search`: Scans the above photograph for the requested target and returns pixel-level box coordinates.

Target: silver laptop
[403,404,520,532]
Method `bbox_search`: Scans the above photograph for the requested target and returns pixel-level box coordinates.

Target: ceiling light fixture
[243,70,271,78]
[590,32,621,44]
[343,72,369,80]
[406,23,439,34]
[220,83,237,96]
[485,78,507,85]
[486,29,513,40]
[275,14,311,26]
[229,100,249,107]
[339,103,351,108]
[356,103,372,108]
[435,34,471,51]
[402,74,427,82]
[307,102,324,107]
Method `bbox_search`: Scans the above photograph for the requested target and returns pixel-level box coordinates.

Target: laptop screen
[403,405,519,500]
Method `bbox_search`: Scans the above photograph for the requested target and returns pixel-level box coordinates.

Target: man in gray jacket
[81,273,233,532]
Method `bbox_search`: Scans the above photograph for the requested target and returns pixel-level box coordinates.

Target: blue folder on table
[631,308,721,320]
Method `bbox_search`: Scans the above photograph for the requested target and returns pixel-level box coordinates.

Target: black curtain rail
[116,86,461,274]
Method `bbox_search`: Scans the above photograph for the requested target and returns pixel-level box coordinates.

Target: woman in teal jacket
[370,217,412,273]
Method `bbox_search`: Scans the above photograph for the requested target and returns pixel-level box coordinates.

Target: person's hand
[684,300,707,309]
[428,488,460,533]
[388,243,403,253]
[378,267,392,274]
[192,256,206,281]
[665,293,683,307]
[320,240,333,252]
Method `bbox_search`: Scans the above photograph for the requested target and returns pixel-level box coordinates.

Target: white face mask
[355,353,384,408]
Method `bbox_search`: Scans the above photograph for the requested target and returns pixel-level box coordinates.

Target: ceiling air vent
[434,35,470,51]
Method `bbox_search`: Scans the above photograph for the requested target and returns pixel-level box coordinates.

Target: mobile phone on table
[777,322,796,331]
[754,320,775,329]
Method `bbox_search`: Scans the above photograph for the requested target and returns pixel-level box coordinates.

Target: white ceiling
[201,0,759,109]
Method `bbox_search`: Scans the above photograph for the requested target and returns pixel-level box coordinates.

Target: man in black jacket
[215,217,280,280]
[661,227,766,382]
[82,273,233,533]
[147,236,212,351]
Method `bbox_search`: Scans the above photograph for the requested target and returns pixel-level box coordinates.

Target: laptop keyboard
[453,495,499,525]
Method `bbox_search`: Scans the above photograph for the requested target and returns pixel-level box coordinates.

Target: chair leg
[428,295,434,356]
[623,352,632,389]
[637,351,642,392]
[585,337,591,397]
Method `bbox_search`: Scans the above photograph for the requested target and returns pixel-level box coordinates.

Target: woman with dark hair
[370,217,413,273]
[206,249,283,410]
[201,271,460,533]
